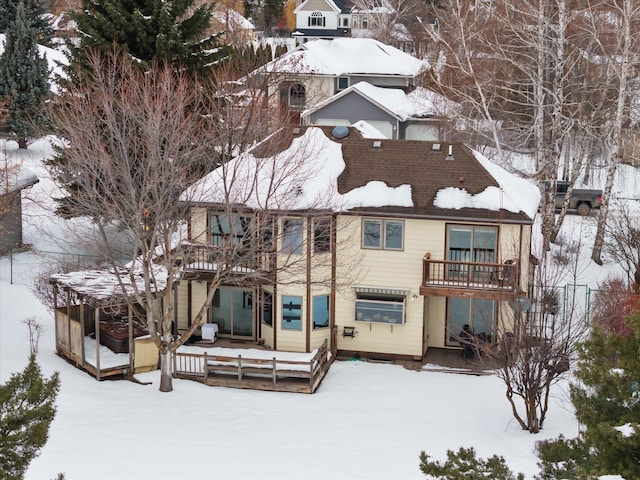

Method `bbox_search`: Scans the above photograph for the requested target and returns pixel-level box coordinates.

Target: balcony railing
[421,254,519,299]
[180,243,275,277]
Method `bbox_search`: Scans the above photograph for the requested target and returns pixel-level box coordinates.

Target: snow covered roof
[182,126,540,222]
[302,81,458,121]
[0,165,39,195]
[262,38,427,77]
[210,9,255,31]
[50,265,168,302]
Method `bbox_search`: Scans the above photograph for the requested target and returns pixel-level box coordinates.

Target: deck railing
[180,243,275,275]
[172,339,330,393]
[422,255,519,292]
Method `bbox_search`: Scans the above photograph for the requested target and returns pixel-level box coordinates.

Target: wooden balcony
[420,255,519,300]
[180,243,275,280]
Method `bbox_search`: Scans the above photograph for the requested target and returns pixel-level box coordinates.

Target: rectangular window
[355,294,405,324]
[313,218,331,254]
[338,77,349,90]
[312,295,330,329]
[261,290,273,326]
[446,297,495,346]
[282,296,302,330]
[362,219,404,250]
[210,213,251,247]
[282,218,303,254]
[447,224,497,280]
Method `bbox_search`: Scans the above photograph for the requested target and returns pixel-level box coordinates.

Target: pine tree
[0,0,53,46]
[419,447,524,480]
[68,0,230,76]
[0,355,60,480]
[536,314,640,479]
[0,1,50,149]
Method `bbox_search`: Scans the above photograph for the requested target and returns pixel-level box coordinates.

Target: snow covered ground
[1,136,634,479]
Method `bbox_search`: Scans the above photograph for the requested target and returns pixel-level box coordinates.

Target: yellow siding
[191,207,208,244]
[176,282,189,331]
[191,281,209,327]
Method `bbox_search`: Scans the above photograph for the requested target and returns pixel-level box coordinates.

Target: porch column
[95,306,101,380]
[128,305,134,377]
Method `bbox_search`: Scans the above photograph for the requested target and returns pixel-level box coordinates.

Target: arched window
[288,83,306,108]
[308,11,326,27]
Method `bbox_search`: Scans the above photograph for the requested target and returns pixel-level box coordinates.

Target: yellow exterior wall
[190,207,208,244]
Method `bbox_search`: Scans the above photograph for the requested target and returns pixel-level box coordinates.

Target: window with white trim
[355,292,405,324]
[308,11,326,26]
[282,295,302,330]
[282,218,303,254]
[312,294,330,329]
[313,218,331,254]
[362,219,404,250]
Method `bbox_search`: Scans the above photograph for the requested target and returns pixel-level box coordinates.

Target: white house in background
[292,0,353,45]
[256,37,428,124]
[292,0,394,45]
[301,81,459,140]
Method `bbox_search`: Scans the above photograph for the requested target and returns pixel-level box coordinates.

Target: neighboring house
[256,37,428,124]
[179,125,540,360]
[292,0,353,45]
[0,166,38,254]
[301,81,458,140]
[210,7,256,44]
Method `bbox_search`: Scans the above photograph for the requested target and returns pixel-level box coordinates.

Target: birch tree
[47,50,352,392]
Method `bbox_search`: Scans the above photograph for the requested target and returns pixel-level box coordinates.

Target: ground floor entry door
[211,287,255,339]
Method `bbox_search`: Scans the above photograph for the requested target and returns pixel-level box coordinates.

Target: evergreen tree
[536,314,640,479]
[68,0,230,76]
[0,0,53,45]
[0,355,60,479]
[0,1,50,149]
[419,447,524,480]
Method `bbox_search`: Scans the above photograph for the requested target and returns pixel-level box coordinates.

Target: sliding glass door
[211,287,254,339]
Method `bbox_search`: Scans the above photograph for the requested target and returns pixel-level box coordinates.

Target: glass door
[211,287,255,339]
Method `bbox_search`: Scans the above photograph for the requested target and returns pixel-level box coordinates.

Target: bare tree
[486,232,590,433]
[47,50,355,392]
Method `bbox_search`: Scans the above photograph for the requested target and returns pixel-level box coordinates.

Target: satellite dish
[331,125,349,139]
[509,295,532,313]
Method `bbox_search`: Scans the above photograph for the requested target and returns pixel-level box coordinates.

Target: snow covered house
[301,81,457,140]
[255,38,428,124]
[178,125,540,361]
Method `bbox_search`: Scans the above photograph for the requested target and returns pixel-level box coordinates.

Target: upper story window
[308,11,326,27]
[341,17,349,27]
[446,224,497,281]
[210,213,251,247]
[337,77,349,90]
[362,219,404,250]
[289,83,306,108]
[313,218,332,254]
[282,218,303,254]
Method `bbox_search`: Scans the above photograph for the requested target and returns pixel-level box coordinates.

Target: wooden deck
[173,339,332,393]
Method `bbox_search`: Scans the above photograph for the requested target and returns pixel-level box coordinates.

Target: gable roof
[262,38,427,77]
[210,8,255,31]
[294,0,343,14]
[302,81,458,121]
[183,126,539,223]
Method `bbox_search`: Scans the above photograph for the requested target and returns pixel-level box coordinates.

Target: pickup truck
[555,180,603,216]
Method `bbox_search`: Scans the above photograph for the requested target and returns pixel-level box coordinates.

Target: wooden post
[95,306,101,380]
[237,355,242,381]
[65,289,71,357]
[272,357,277,386]
[203,352,208,382]
[128,305,134,377]
[79,297,85,364]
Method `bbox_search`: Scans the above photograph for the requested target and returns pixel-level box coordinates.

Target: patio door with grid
[446,225,497,282]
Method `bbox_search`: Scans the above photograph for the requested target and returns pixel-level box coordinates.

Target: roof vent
[445,144,454,160]
[432,143,441,151]
[332,125,349,139]
[372,140,382,149]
